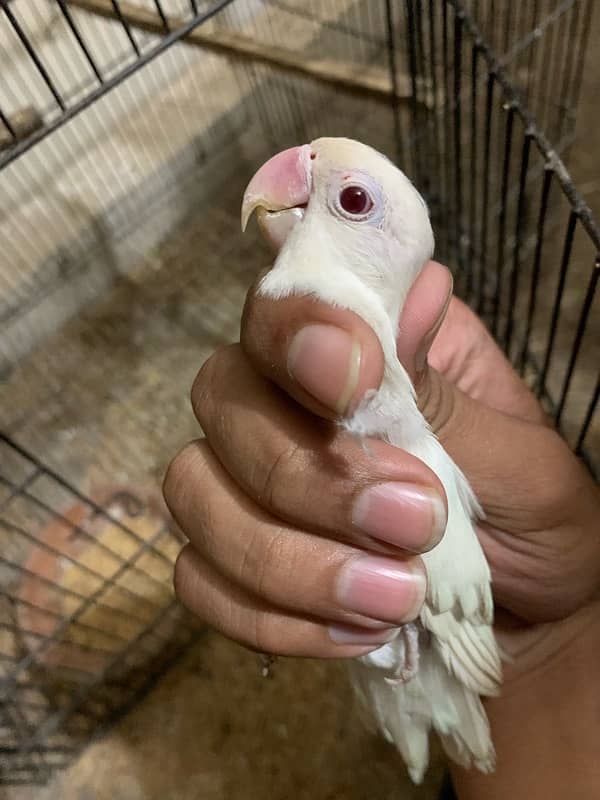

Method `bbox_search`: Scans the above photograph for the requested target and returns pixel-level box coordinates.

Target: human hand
[163,260,600,669]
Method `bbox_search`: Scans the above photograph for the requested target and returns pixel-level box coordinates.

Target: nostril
[310,152,316,160]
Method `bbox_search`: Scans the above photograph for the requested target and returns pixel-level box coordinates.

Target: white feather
[344,378,500,782]
[258,137,501,782]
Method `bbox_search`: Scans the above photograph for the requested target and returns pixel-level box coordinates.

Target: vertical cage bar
[153,1,170,32]
[453,10,465,282]
[404,0,421,184]
[110,0,141,56]
[54,1,104,84]
[537,210,578,399]
[384,0,404,167]
[519,167,553,372]
[442,1,453,261]
[504,132,532,353]
[555,256,599,426]
[476,74,494,316]
[467,42,479,300]
[491,104,515,337]
[427,0,443,230]
[414,0,429,194]
[0,109,17,140]
[569,0,594,120]
[1,4,66,111]
[556,1,579,125]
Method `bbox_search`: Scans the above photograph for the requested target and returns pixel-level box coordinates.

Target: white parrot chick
[241,137,501,783]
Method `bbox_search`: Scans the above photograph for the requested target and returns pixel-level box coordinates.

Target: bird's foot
[384,623,420,685]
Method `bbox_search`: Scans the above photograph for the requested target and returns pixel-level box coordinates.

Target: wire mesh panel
[0,435,201,784]
[0,0,598,787]
[462,0,594,149]
[0,0,237,167]
[397,0,599,474]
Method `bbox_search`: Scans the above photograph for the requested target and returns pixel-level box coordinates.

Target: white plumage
[245,137,501,782]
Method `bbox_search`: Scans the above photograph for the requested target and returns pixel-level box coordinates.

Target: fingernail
[328,624,399,646]
[352,482,446,551]
[288,324,361,415]
[414,285,453,377]
[336,556,426,624]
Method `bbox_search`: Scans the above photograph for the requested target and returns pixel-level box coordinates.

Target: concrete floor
[5,634,445,800]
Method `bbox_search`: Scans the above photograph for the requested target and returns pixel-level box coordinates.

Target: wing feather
[421,606,501,697]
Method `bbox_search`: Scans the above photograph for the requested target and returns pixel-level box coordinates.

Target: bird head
[241,137,434,340]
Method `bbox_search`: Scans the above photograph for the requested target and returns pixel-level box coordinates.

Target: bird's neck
[259,214,421,402]
[263,214,407,330]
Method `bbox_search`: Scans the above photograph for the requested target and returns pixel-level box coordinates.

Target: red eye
[339,185,373,216]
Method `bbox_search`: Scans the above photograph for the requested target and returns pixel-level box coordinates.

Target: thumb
[396,264,576,535]
[396,260,454,384]
[397,265,600,621]
[395,261,540,512]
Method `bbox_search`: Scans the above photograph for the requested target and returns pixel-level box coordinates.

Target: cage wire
[0,0,598,787]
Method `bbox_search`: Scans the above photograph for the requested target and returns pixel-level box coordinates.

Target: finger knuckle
[240,282,267,354]
[162,440,208,516]
[190,344,239,427]
[163,443,194,508]
[243,525,288,601]
[172,545,194,605]
[250,611,281,655]
[191,355,219,428]
[259,440,304,508]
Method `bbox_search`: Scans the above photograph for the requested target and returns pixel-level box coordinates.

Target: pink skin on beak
[241,144,313,250]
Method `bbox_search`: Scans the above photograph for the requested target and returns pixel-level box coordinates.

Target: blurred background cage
[0,0,598,789]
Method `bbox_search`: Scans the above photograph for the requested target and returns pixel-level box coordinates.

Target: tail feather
[350,655,431,783]
[350,638,495,783]
[423,651,495,771]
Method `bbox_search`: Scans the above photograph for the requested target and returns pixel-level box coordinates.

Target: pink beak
[241,144,313,250]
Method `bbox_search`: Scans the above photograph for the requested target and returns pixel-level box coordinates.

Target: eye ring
[327,172,383,225]
[333,182,376,221]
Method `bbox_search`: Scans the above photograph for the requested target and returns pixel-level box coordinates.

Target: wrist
[450,599,600,800]
[495,597,600,686]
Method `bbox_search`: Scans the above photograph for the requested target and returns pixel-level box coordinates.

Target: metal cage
[1,0,598,787]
